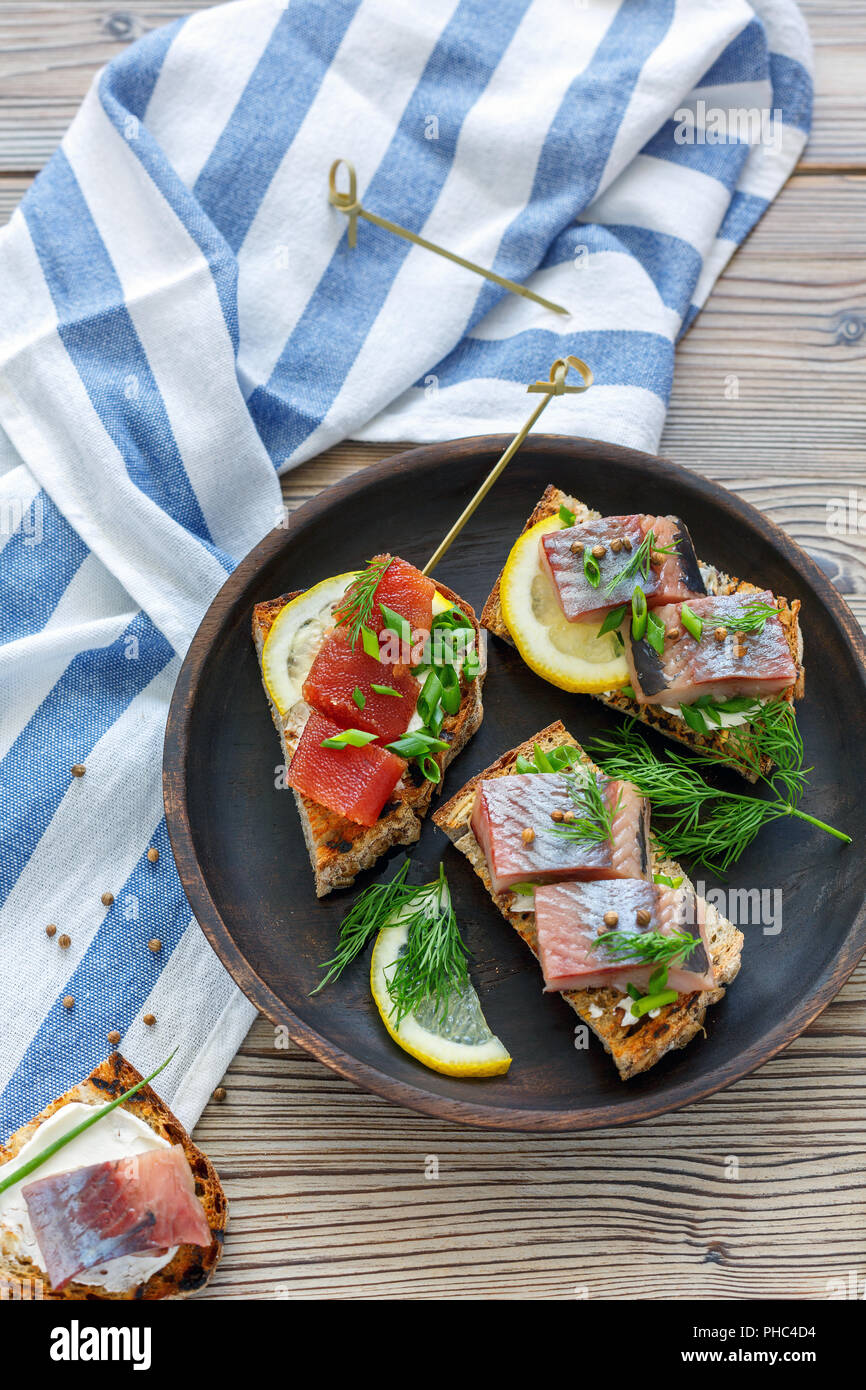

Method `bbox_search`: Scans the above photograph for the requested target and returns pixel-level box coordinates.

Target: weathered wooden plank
[0,2,861,172]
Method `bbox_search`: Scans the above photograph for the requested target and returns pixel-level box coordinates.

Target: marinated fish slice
[626,590,798,706]
[364,554,435,640]
[534,880,716,993]
[22,1146,210,1291]
[286,712,406,827]
[469,772,650,895]
[302,630,418,742]
[540,515,705,625]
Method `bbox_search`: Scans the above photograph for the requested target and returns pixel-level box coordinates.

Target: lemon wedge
[499,516,629,694]
[260,572,355,717]
[371,922,511,1078]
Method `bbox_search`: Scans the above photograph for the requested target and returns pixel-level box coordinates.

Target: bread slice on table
[0,1053,226,1301]
[480,484,804,782]
[253,578,485,897]
[433,721,743,1080]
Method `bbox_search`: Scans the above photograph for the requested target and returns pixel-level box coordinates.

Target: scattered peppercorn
[71,764,86,778]
[603,910,619,927]
[58,934,71,949]
[143,1013,156,1027]
[147,847,159,863]
[101,891,114,907]
[148,938,162,953]
[107,1030,121,1046]
[45,924,57,938]
[63,996,74,1010]
[521,827,535,845]
[213,1087,227,1102]
[636,908,651,927]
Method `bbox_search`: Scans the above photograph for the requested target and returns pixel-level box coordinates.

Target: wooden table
[2,3,864,1300]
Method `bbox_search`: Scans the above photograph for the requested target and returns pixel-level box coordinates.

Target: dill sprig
[545,771,619,847]
[721,599,781,635]
[604,528,679,596]
[685,697,807,802]
[588,721,850,875]
[594,928,696,966]
[311,862,469,1024]
[332,555,394,648]
[383,865,469,1025]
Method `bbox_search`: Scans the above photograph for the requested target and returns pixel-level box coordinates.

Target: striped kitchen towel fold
[0,0,812,1138]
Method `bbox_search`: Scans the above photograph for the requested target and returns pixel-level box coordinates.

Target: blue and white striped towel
[0,0,812,1138]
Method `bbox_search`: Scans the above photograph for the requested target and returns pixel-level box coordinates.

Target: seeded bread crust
[432,721,744,1080]
[253,580,485,896]
[0,1054,226,1301]
[480,485,804,782]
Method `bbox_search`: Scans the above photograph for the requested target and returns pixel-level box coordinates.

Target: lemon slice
[260,572,355,717]
[499,516,629,693]
[371,923,511,1077]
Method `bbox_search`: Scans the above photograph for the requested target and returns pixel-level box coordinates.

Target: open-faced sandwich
[0,1054,225,1300]
[253,554,485,895]
[433,721,743,1079]
[481,485,804,782]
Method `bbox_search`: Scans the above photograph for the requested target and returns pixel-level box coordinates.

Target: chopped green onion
[532,742,554,773]
[321,728,378,749]
[597,604,627,637]
[360,625,381,661]
[558,503,576,527]
[648,963,669,995]
[681,604,703,642]
[370,683,402,698]
[352,686,366,710]
[379,602,411,649]
[514,754,535,774]
[630,989,678,1018]
[420,755,441,784]
[417,670,443,725]
[583,550,601,589]
[646,607,666,656]
[626,983,643,1002]
[439,664,461,716]
[426,702,446,736]
[653,872,684,889]
[631,587,647,641]
[463,648,481,681]
[679,703,709,734]
[509,882,537,896]
[620,684,635,699]
[385,731,449,758]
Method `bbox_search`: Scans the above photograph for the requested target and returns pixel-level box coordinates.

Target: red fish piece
[539,514,705,625]
[337,555,434,651]
[22,1146,210,1291]
[470,773,651,896]
[287,712,406,827]
[302,630,418,742]
[625,590,798,706]
[534,880,716,994]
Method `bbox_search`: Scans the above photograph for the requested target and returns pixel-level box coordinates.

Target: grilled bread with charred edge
[0,1053,226,1301]
[480,485,804,782]
[433,721,743,1080]
[253,579,485,897]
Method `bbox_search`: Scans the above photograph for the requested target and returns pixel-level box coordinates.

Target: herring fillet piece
[22,1146,211,1291]
[626,590,799,705]
[469,772,650,894]
[539,513,705,625]
[534,880,716,993]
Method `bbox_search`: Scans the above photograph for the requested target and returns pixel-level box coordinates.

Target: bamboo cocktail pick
[329,159,570,317]
[422,355,593,576]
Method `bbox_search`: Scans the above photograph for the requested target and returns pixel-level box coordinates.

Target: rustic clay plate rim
[163,435,866,1131]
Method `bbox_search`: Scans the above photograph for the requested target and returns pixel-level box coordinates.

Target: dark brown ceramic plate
[163,436,866,1130]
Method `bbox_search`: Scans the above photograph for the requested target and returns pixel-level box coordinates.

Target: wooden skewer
[421,355,593,576]
[329,159,570,317]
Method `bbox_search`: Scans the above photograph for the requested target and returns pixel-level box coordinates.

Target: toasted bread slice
[433,721,743,1080]
[0,1054,226,1301]
[253,578,485,896]
[480,485,804,782]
